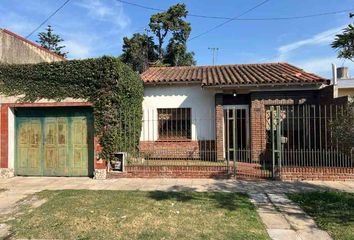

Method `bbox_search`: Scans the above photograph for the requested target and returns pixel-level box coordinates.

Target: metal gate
[269,106,282,179]
[224,105,273,179]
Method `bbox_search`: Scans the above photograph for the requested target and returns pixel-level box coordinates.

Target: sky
[0,0,353,77]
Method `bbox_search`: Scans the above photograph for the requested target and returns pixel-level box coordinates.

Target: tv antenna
[208,47,219,65]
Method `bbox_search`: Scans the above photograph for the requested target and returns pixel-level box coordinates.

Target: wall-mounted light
[233,92,237,97]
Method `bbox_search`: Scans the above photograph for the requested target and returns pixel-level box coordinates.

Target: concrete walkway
[250,193,332,240]
[0,177,353,239]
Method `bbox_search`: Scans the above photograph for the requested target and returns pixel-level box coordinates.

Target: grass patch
[288,191,354,240]
[8,190,269,240]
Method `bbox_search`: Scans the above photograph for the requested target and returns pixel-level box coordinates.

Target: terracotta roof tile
[140,63,327,86]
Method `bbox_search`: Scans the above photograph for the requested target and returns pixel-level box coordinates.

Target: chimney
[337,67,349,79]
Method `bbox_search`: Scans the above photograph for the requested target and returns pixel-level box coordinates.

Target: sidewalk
[1,177,353,240]
[250,193,332,240]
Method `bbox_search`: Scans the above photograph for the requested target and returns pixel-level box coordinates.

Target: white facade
[141,84,216,141]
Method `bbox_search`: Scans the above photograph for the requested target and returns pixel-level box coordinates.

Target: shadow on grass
[148,189,254,211]
[288,191,354,226]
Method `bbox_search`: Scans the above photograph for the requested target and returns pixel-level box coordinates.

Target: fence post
[276,106,282,179]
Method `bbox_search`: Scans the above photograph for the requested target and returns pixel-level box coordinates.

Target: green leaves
[0,56,144,161]
[37,25,68,58]
[331,23,354,62]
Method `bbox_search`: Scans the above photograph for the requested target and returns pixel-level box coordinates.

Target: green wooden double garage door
[15,107,94,176]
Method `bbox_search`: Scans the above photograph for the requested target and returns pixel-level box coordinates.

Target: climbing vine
[0,56,144,161]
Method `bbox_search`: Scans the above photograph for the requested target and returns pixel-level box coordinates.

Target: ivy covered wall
[0,56,144,161]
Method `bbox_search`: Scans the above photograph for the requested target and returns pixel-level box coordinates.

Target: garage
[15,107,94,176]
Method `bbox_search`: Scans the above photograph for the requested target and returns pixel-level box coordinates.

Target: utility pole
[208,47,219,65]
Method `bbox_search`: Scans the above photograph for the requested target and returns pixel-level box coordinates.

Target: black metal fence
[130,108,220,166]
[268,104,354,169]
[113,104,353,178]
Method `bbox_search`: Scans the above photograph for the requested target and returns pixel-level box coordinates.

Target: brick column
[215,93,224,161]
[250,99,265,162]
[0,104,9,168]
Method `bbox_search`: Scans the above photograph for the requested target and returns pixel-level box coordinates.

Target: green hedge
[0,56,144,161]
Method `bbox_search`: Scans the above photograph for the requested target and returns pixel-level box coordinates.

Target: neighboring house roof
[141,62,328,86]
[0,29,66,63]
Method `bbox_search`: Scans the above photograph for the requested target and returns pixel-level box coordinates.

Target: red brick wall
[215,94,224,161]
[94,137,106,169]
[139,140,215,159]
[280,167,354,181]
[0,105,9,168]
[108,165,231,178]
[249,91,320,162]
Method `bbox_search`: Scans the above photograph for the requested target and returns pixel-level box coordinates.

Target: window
[158,108,191,140]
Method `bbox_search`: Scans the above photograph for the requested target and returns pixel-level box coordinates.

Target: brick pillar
[250,99,266,162]
[215,94,224,161]
[0,105,9,168]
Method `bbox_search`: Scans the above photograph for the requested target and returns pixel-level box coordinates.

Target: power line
[115,0,354,21]
[25,0,71,39]
[189,0,271,41]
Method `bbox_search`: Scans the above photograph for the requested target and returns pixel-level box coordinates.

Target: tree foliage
[121,4,196,72]
[0,56,143,160]
[121,33,158,73]
[331,23,354,62]
[165,40,196,66]
[330,101,354,152]
[37,25,68,58]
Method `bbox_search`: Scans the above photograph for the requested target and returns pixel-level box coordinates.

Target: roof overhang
[143,80,201,86]
[202,81,327,90]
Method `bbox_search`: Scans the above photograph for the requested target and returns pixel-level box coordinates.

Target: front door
[15,107,93,176]
[224,105,250,161]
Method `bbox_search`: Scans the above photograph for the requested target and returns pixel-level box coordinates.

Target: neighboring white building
[332,65,354,98]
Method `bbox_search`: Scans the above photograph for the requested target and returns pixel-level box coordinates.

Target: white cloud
[64,40,91,59]
[293,56,345,77]
[75,0,130,30]
[277,25,346,61]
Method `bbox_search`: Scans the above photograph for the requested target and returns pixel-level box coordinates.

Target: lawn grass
[288,191,354,240]
[8,190,269,240]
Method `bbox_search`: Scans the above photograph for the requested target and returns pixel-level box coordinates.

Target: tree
[37,25,68,58]
[165,40,196,66]
[149,3,194,63]
[330,101,354,152]
[331,23,354,63]
[121,3,196,70]
[121,33,158,73]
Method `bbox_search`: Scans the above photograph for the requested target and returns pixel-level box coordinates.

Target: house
[139,63,330,163]
[0,29,96,178]
[0,29,350,180]
[332,65,354,98]
[134,64,354,180]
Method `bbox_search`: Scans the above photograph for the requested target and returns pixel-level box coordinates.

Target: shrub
[0,56,144,161]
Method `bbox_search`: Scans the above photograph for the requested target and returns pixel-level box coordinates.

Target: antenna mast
[208,47,219,65]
